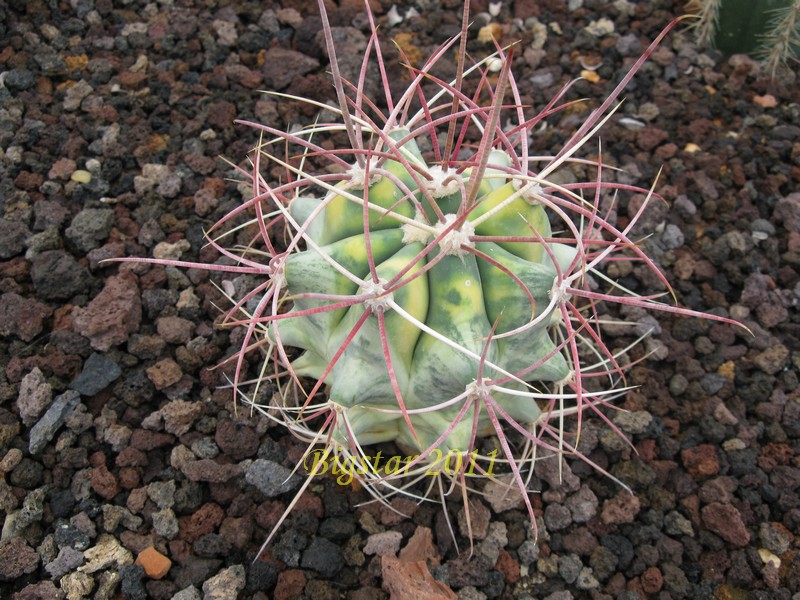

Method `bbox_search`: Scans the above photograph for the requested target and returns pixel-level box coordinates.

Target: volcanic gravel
[1,0,799,598]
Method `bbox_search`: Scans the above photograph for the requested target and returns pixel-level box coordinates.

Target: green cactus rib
[272,131,575,455]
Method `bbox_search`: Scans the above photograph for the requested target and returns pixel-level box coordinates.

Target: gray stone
[5,486,47,536]
[558,554,582,584]
[102,505,143,532]
[147,480,177,509]
[613,410,653,435]
[45,546,85,579]
[70,353,122,396]
[0,218,30,258]
[245,459,301,497]
[171,586,201,600]
[31,250,93,301]
[65,208,114,254]
[759,522,792,555]
[518,540,539,566]
[119,564,147,600]
[544,503,572,531]
[565,485,598,523]
[152,508,179,539]
[301,537,344,578]
[664,510,694,537]
[29,390,81,455]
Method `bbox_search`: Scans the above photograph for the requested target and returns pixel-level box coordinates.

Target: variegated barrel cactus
[118,1,741,551]
[281,134,575,456]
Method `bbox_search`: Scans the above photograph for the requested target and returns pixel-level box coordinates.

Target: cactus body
[121,1,741,554]
[276,136,571,455]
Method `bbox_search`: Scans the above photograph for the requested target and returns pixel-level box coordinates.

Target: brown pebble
[135,546,172,579]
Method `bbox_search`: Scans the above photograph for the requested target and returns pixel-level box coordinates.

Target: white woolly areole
[465,377,493,400]
[434,214,475,256]
[548,276,571,306]
[423,166,461,199]
[401,208,432,245]
[342,159,382,190]
[512,177,544,205]
[359,278,393,314]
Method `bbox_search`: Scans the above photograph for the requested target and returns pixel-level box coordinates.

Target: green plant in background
[688,0,800,75]
[117,1,742,555]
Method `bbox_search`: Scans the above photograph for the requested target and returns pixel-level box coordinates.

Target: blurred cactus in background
[688,0,800,75]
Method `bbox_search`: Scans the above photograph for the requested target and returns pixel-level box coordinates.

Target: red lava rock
[183,153,216,175]
[636,439,657,462]
[0,257,30,282]
[14,170,44,191]
[219,516,253,549]
[457,498,490,540]
[261,47,320,90]
[209,480,241,505]
[48,157,77,180]
[89,450,107,467]
[91,464,120,500]
[636,126,669,151]
[774,192,800,232]
[206,100,237,129]
[641,566,663,594]
[294,493,324,519]
[118,467,140,489]
[146,358,183,390]
[562,527,598,556]
[87,241,126,270]
[193,187,218,216]
[129,429,175,451]
[698,476,737,505]
[680,444,720,480]
[167,539,190,563]
[214,419,260,460]
[495,548,521,584]
[254,500,284,531]
[699,549,728,583]
[273,569,307,600]
[0,537,40,581]
[179,502,225,544]
[158,399,203,436]
[701,502,751,547]
[601,492,641,525]
[381,555,457,600]
[116,446,148,467]
[73,271,142,351]
[755,301,789,328]
[118,70,148,88]
[399,526,440,568]
[626,576,648,599]
[0,292,53,342]
[654,142,678,160]
[155,316,195,345]
[380,496,418,526]
[181,458,242,483]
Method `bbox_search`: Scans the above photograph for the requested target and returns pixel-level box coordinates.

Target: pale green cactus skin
[273,129,578,455]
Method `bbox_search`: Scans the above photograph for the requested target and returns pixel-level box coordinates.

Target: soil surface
[0,0,799,599]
